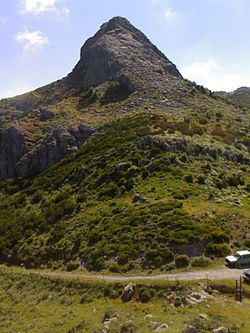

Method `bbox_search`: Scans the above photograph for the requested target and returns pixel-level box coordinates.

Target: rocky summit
[66,16,181,90]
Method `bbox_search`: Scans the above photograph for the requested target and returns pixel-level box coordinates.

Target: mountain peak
[66,16,181,90]
[100,16,133,32]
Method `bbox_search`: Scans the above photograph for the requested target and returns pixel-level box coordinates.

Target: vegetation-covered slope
[216,87,250,109]
[0,108,249,272]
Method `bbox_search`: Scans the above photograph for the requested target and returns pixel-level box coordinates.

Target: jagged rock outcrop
[66,16,181,90]
[0,126,27,179]
[0,123,94,179]
[138,135,250,165]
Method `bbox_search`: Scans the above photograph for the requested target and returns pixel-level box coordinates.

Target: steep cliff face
[0,122,94,179]
[0,126,27,179]
[15,125,94,178]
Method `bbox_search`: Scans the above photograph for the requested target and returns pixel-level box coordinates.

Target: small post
[235,279,238,301]
[240,276,242,303]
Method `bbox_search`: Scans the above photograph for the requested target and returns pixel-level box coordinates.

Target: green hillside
[0,108,249,272]
[216,87,250,109]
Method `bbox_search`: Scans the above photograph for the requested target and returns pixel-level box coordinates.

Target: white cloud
[181,60,250,92]
[20,0,69,16]
[164,8,178,19]
[15,27,48,54]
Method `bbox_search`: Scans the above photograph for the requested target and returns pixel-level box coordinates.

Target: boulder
[121,283,135,302]
[155,323,168,331]
[148,321,159,329]
[213,327,228,333]
[39,107,55,121]
[182,325,197,333]
[144,314,153,320]
[132,193,147,203]
[199,313,208,319]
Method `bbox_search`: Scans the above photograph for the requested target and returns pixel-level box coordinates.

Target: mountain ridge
[216,86,250,108]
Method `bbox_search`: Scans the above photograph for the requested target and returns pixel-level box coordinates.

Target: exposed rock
[0,123,95,180]
[121,283,135,302]
[144,314,153,320]
[115,162,131,174]
[138,135,250,166]
[199,313,208,319]
[132,193,147,203]
[0,125,27,179]
[39,107,55,120]
[155,323,168,331]
[148,321,159,329]
[103,316,118,330]
[167,292,175,301]
[213,327,228,333]
[67,16,181,90]
[182,325,197,333]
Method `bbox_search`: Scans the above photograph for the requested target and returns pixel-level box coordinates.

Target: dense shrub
[191,256,211,267]
[66,261,79,271]
[31,190,43,204]
[102,80,132,103]
[175,255,190,268]
[197,175,206,184]
[184,174,193,183]
[166,262,176,271]
[138,287,151,303]
[78,88,97,107]
[205,243,231,257]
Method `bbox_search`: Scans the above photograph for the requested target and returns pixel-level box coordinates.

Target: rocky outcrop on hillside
[138,135,250,165]
[0,123,94,180]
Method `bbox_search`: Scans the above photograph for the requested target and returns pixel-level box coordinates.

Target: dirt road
[37,266,243,282]
[1,265,244,282]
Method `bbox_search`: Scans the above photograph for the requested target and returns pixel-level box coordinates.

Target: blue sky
[0,0,249,98]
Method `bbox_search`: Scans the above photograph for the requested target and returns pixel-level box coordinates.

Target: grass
[0,267,249,333]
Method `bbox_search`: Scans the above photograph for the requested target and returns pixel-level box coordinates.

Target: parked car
[243,269,250,283]
[225,250,250,268]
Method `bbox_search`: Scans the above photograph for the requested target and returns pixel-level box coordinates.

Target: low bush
[191,256,211,267]
[66,261,79,271]
[138,287,151,303]
[175,255,190,268]
[205,243,231,257]
[166,262,176,271]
